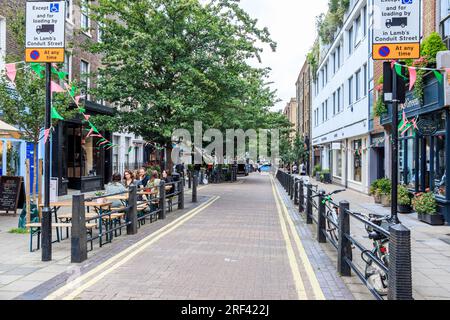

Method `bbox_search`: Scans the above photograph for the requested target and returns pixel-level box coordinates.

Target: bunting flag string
[3,60,112,149]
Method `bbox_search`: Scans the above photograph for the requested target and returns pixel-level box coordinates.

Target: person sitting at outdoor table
[123,170,139,188]
[145,170,161,196]
[106,173,127,208]
[162,170,174,194]
[137,167,150,188]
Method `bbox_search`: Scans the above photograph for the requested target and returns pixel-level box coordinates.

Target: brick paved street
[42,174,354,300]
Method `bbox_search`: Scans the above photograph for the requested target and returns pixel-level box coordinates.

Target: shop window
[335,149,342,178]
[435,135,446,197]
[353,140,362,182]
[6,141,20,176]
[0,141,3,175]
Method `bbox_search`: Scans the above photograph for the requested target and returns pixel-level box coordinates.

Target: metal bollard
[290,176,295,200]
[71,194,87,263]
[306,184,313,224]
[337,201,352,277]
[299,180,304,213]
[127,186,138,235]
[159,181,166,220]
[294,179,299,205]
[188,171,192,189]
[318,190,326,243]
[192,174,198,203]
[388,224,413,300]
[178,180,184,210]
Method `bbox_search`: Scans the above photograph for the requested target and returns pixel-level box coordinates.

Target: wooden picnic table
[84,201,113,208]
[106,195,129,201]
[39,201,72,208]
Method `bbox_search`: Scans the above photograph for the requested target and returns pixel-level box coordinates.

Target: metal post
[159,181,166,220]
[294,179,299,205]
[71,194,87,263]
[337,201,352,276]
[192,174,198,203]
[299,180,304,213]
[42,62,52,262]
[306,183,313,224]
[388,224,413,300]
[178,180,184,210]
[127,186,138,235]
[391,68,400,224]
[188,171,192,189]
[318,190,326,243]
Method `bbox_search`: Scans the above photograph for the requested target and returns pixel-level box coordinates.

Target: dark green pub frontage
[381,71,450,225]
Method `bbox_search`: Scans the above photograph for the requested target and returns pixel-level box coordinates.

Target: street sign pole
[42,62,52,261]
[391,67,400,225]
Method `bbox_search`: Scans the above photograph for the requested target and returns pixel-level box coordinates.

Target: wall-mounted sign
[25,1,66,63]
[372,0,421,60]
[417,119,438,136]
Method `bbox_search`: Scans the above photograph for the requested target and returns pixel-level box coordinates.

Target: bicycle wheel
[326,210,339,243]
[364,249,389,296]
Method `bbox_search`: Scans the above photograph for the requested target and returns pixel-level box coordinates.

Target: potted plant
[378,178,391,207]
[313,165,322,180]
[398,185,413,213]
[413,192,445,225]
[370,179,382,204]
[321,169,331,184]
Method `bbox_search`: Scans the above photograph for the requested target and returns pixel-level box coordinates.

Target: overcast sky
[239,0,328,111]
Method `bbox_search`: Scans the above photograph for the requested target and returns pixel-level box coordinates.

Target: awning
[0,120,21,139]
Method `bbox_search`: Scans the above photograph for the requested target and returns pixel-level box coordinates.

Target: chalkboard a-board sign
[0,176,23,215]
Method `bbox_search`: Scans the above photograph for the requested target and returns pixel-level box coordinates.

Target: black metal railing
[276,170,413,301]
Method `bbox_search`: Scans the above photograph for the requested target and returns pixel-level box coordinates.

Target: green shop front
[381,72,450,225]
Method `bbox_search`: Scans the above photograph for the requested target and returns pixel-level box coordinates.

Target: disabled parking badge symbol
[30,50,40,61]
[379,46,390,58]
[50,3,60,13]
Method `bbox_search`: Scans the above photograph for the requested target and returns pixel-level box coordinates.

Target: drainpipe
[345,138,349,189]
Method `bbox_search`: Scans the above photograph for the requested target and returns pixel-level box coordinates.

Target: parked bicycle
[313,189,346,243]
[357,212,392,296]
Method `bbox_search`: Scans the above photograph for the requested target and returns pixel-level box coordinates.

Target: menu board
[0,176,23,214]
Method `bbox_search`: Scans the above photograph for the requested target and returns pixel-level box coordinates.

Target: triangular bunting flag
[5,63,17,83]
[434,70,443,84]
[50,81,65,94]
[394,64,408,81]
[51,107,64,120]
[408,67,417,91]
[30,63,45,79]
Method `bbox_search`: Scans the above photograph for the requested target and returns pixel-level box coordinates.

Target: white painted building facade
[311,0,373,194]
[111,132,146,174]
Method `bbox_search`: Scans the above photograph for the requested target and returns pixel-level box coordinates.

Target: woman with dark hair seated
[106,173,127,207]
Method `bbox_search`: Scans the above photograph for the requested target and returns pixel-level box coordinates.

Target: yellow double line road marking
[45,196,220,300]
[270,176,326,300]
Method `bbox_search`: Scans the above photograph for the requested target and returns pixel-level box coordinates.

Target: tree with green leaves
[0,8,74,202]
[86,0,285,167]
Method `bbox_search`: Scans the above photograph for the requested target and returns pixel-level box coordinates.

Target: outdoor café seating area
[25,181,185,253]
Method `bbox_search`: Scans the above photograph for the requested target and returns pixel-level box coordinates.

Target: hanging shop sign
[372,0,421,60]
[25,1,66,63]
[417,119,438,136]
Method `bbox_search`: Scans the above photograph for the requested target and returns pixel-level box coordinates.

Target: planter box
[418,213,445,226]
[374,194,382,204]
[398,204,412,214]
[322,173,332,184]
[381,194,391,207]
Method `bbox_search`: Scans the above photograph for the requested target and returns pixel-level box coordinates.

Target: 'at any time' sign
[372,0,421,60]
[25,1,66,63]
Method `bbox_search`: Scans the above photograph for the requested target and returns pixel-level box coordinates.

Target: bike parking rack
[276,170,413,301]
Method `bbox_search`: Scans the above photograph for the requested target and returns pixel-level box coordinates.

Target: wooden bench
[26,222,97,252]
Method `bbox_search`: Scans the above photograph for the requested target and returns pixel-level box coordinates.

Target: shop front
[381,72,450,223]
[51,101,113,195]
